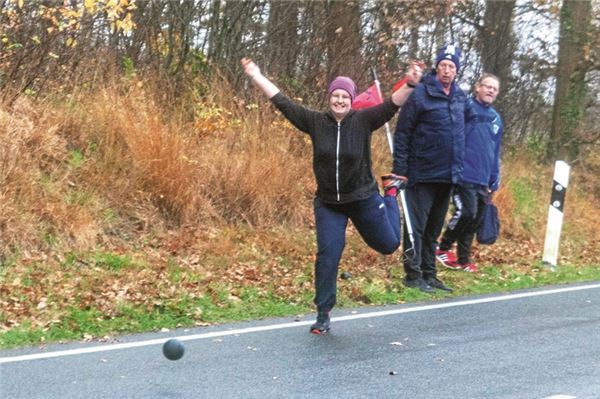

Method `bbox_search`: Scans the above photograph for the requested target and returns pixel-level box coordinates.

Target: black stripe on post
[549,179,566,212]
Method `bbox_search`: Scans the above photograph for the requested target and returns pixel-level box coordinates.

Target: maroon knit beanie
[327,76,357,103]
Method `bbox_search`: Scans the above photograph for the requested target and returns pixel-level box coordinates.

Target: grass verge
[2,252,599,349]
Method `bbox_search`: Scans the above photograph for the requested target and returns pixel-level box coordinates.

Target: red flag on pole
[352,82,383,110]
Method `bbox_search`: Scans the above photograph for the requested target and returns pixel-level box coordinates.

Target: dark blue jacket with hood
[392,72,466,185]
[462,97,503,191]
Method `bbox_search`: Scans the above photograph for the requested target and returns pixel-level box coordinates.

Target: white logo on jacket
[492,116,500,135]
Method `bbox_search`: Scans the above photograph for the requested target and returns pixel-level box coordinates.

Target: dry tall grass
[1,73,599,263]
[0,76,318,260]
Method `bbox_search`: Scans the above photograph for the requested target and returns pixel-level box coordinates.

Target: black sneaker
[425,277,453,292]
[403,277,435,294]
[310,311,330,334]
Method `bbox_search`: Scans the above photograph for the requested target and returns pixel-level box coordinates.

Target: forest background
[0,0,599,347]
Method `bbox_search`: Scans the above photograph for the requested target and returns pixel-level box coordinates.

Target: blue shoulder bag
[477,202,500,245]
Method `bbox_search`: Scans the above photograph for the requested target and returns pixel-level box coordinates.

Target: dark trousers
[439,184,489,264]
[403,182,452,280]
[313,192,401,312]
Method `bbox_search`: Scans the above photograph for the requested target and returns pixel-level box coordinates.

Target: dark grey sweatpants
[439,183,489,264]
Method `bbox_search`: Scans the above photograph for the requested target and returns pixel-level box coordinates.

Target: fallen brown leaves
[0,225,313,332]
[1,217,600,337]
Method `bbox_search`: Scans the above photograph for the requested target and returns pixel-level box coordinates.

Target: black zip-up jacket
[271,92,399,204]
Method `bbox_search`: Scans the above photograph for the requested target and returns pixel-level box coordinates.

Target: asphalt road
[2,282,600,399]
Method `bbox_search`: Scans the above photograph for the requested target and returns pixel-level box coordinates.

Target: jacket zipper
[336,121,341,202]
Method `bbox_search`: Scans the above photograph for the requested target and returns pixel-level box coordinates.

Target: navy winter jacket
[392,73,466,185]
[270,92,399,204]
[462,98,504,191]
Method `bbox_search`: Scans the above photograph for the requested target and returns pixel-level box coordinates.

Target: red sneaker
[462,263,479,273]
[442,261,464,270]
[435,249,459,268]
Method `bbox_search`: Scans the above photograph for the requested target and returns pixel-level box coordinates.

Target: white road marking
[2,282,599,364]
[541,395,576,399]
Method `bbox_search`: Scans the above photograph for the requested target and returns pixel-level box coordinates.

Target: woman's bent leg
[351,193,401,255]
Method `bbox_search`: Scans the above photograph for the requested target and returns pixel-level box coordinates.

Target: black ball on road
[163,338,185,361]
[340,271,352,280]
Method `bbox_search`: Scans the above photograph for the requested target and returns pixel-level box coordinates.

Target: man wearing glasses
[436,73,504,273]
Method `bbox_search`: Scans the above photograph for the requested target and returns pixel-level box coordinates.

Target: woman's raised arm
[241,58,280,99]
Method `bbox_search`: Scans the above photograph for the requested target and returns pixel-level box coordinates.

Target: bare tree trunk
[265,0,300,81]
[295,1,327,103]
[480,0,516,121]
[206,0,223,61]
[365,0,403,85]
[213,1,258,76]
[325,0,362,80]
[548,0,592,161]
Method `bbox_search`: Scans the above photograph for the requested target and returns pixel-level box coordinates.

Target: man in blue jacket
[436,73,503,273]
[392,44,466,293]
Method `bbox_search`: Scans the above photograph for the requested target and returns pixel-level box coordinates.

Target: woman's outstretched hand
[241,57,280,98]
[241,57,260,78]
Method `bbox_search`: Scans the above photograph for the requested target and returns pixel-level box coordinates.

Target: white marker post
[542,160,570,268]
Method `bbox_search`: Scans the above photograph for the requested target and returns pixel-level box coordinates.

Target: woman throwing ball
[241,58,421,334]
